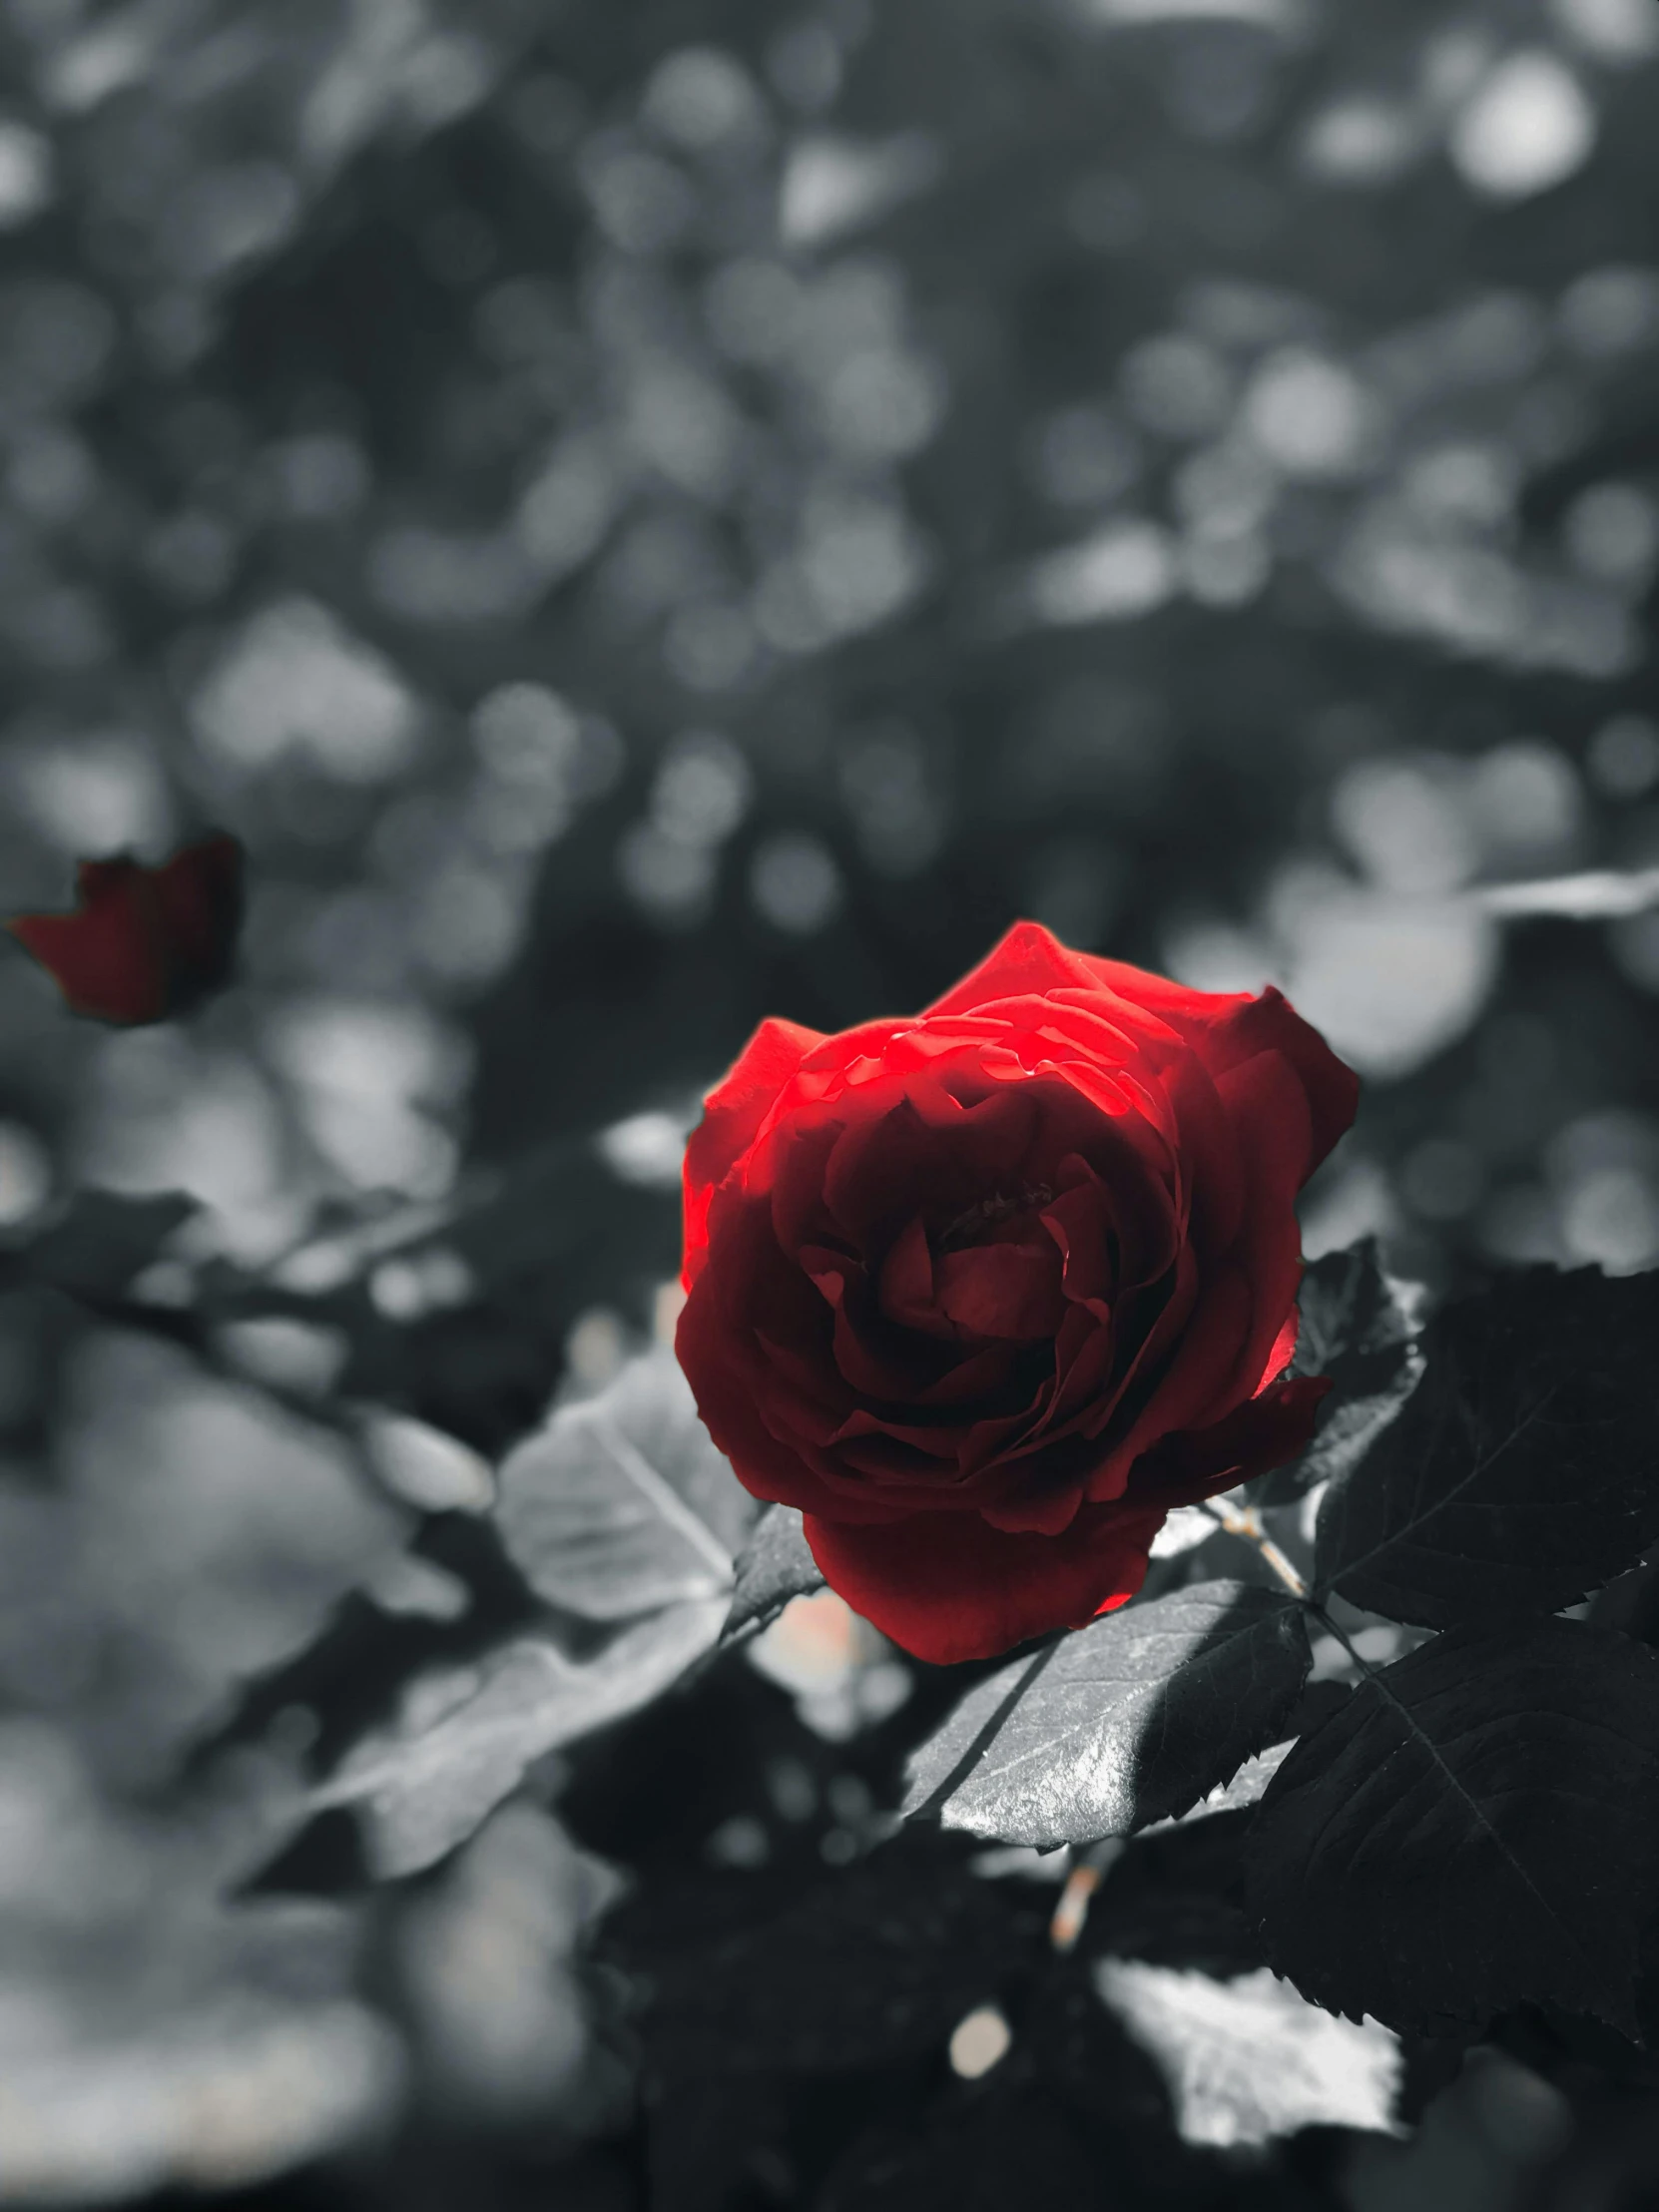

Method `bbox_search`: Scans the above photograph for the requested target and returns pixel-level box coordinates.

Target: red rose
[676,922,1359,1664]
[6,834,244,1026]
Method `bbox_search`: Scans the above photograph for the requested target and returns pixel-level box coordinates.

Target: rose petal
[921,918,1109,1019]
[934,1236,1066,1343]
[1128,1375,1330,1505]
[1095,963,1360,1180]
[684,1017,825,1284]
[877,1214,949,1336]
[804,1497,1169,1664]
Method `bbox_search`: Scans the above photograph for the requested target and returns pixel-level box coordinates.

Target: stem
[1198,1497,1307,1599]
[1049,1839,1123,1953]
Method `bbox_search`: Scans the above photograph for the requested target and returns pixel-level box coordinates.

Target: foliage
[3,0,1659,2201]
[12,1169,1658,2205]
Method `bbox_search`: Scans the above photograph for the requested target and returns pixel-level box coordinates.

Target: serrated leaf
[901,1582,1312,1850]
[1315,1267,1659,1627]
[1155,1740,1295,1831]
[307,1599,725,1879]
[1247,1617,1659,2038]
[187,1514,535,1778]
[1086,1815,1266,1980]
[1092,1959,1401,2148]
[1255,1239,1422,1505]
[496,1350,755,1621]
[1292,1238,1417,1382]
[722,1504,825,1643]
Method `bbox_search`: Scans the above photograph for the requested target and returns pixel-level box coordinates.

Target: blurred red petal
[7,834,244,1026]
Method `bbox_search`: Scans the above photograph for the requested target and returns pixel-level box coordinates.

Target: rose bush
[677,923,1359,1662]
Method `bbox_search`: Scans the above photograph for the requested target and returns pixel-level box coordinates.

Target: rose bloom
[676,922,1359,1663]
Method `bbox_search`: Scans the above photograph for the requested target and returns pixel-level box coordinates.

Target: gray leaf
[902,1581,1312,1850]
[497,1350,753,1621]
[314,1598,725,1878]
[722,1504,825,1644]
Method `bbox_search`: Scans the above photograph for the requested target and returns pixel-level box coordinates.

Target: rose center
[935,1185,1056,1252]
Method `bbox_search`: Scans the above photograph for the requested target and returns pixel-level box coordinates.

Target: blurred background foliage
[0,0,1656,2202]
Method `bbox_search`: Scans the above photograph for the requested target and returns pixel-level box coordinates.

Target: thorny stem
[1197,1496,1307,1598]
[1198,1498,1392,1689]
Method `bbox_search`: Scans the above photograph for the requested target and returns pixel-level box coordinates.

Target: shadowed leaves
[303,1602,727,1880]
[1254,1238,1421,1506]
[496,1350,754,1620]
[1248,1617,1659,2037]
[18,1189,198,1302]
[638,1845,1047,2076]
[250,1354,755,1884]
[1315,1267,1659,1627]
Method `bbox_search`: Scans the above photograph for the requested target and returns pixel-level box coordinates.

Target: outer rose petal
[1128,1374,1331,1507]
[929,923,1355,1176]
[921,918,1108,1019]
[805,1500,1170,1665]
[683,1016,824,1286]
[1089,956,1359,1179]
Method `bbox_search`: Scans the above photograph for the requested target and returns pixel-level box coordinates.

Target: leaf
[819,2082,1105,2212]
[23,1189,198,1301]
[1254,1238,1422,1505]
[901,1582,1312,1850]
[1092,1959,1402,2148]
[1086,1814,1266,1980]
[1180,1739,1294,1821]
[641,1846,1046,2075]
[304,1599,726,1879]
[1315,1267,1659,1627]
[645,2076,790,2212]
[1247,1617,1659,2038]
[187,1515,538,1778]
[722,1504,826,1643]
[495,1350,755,1621]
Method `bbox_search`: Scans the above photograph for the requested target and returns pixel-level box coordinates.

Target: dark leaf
[1087,1814,1265,1979]
[644,1846,1045,2076]
[645,2075,790,2212]
[24,1189,197,1301]
[188,1514,537,1778]
[1291,1238,1417,1382]
[1248,1617,1659,2037]
[7,833,244,1025]
[820,2083,1108,2212]
[1254,1239,1422,1505]
[902,1581,1312,1850]
[1315,1267,1659,1627]
[495,1349,754,1621]
[721,1503,825,1643]
[296,1600,725,1880]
